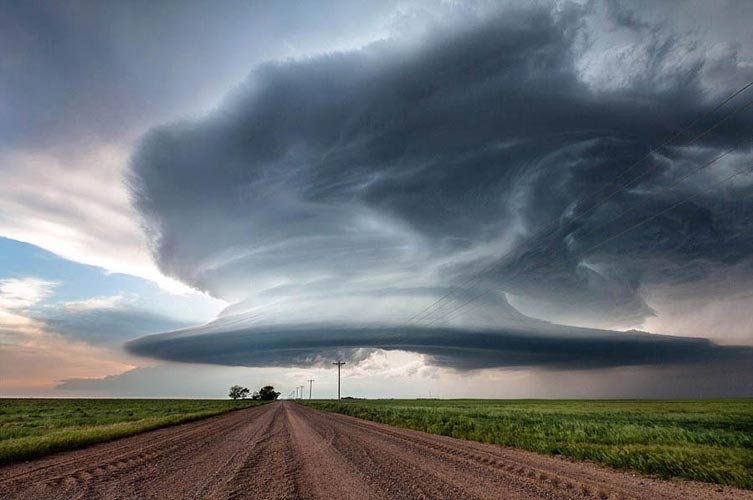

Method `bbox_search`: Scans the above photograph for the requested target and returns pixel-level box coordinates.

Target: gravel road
[1,401,749,499]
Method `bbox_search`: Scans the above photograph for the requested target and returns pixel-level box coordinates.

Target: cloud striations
[127,4,753,373]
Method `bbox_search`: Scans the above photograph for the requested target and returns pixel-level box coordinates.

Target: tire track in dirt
[293,404,752,500]
[301,405,616,499]
[0,404,261,486]
[215,403,303,500]
[285,404,388,500]
[0,404,272,499]
[1,401,751,500]
[297,404,550,500]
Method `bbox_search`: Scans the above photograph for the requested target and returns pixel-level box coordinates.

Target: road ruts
[1,401,751,499]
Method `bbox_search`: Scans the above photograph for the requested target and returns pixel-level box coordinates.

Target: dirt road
[1,402,749,499]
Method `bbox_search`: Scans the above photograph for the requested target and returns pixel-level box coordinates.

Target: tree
[257,385,280,400]
[229,385,250,400]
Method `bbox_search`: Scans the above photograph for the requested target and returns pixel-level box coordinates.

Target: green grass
[0,399,261,464]
[303,399,753,489]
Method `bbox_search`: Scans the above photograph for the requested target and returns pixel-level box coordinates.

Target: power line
[423,161,752,327]
[332,361,346,400]
[403,77,753,327]
[564,144,737,248]
[610,81,753,186]
[434,84,753,320]
[603,95,753,200]
[582,167,750,255]
[416,141,751,326]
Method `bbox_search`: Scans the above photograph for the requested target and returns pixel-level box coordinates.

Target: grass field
[304,399,753,489]
[0,399,260,464]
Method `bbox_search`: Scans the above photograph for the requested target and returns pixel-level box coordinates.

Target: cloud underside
[126,321,753,371]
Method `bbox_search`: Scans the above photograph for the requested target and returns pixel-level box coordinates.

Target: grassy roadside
[303,399,753,489]
[0,399,261,464]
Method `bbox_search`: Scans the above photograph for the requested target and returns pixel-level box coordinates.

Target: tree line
[229,385,280,400]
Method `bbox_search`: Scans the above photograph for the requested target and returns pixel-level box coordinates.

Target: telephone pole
[307,379,315,400]
[332,360,346,400]
[299,385,305,400]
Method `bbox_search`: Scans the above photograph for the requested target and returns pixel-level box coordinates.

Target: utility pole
[295,387,299,399]
[307,379,314,400]
[299,385,304,400]
[332,360,346,400]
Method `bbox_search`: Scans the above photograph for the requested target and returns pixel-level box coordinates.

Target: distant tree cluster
[228,384,280,401]
[228,385,249,400]
[256,385,281,400]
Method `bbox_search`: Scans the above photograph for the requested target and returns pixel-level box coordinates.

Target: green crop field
[0,399,260,464]
[303,399,753,489]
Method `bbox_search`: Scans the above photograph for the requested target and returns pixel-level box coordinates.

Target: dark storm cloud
[128,3,753,369]
[126,321,753,372]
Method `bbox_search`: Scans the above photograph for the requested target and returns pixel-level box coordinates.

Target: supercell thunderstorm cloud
[127,4,753,374]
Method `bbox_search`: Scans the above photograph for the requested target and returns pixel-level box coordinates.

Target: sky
[2,0,753,399]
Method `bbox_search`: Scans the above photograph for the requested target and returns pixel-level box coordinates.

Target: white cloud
[346,350,441,379]
[0,277,58,309]
[0,145,193,294]
[55,294,132,312]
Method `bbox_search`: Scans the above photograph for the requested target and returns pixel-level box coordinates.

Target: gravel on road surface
[1,401,749,499]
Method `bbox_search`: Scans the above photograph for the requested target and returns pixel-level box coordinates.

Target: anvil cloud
[127,3,753,374]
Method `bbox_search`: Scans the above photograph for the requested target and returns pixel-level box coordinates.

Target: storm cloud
[128,3,753,372]
[127,320,753,371]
